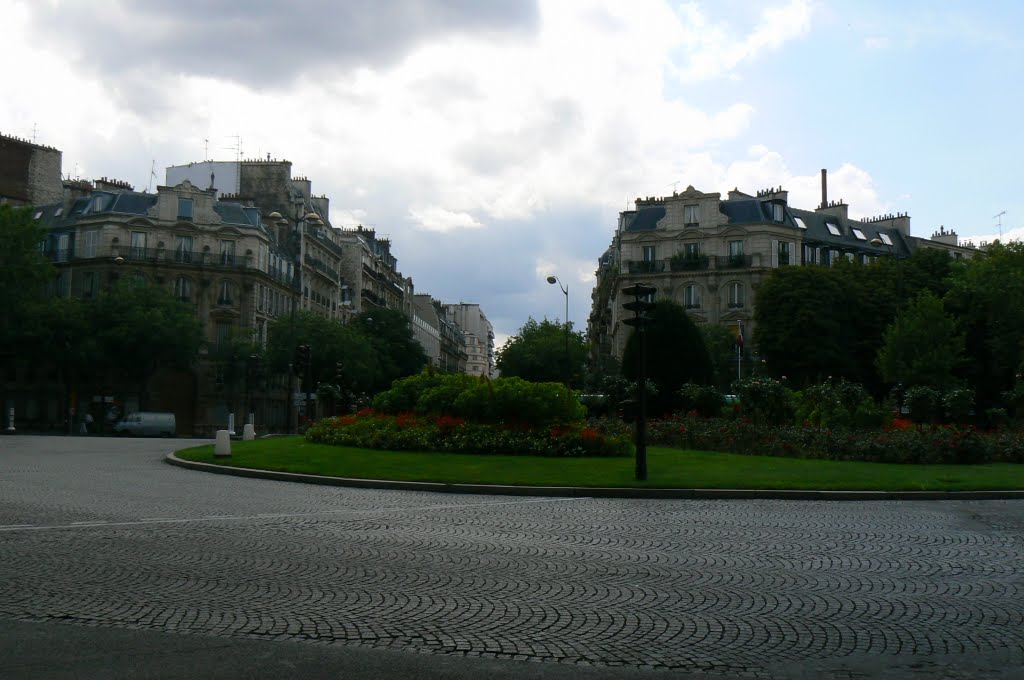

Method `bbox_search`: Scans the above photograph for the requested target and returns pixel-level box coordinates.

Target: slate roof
[622,206,666,232]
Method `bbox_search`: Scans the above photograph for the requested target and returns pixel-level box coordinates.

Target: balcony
[627,260,665,274]
[669,254,709,272]
[719,254,752,269]
[304,254,340,282]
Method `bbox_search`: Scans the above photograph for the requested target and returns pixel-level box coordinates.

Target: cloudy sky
[3,0,1021,346]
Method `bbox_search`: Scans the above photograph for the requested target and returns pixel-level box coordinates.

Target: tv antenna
[146,160,156,192]
[667,180,680,193]
[994,210,1006,240]
[204,138,209,160]
[225,135,243,162]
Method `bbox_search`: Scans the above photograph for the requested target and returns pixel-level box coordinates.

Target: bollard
[6,407,14,432]
[227,413,236,436]
[214,429,232,457]
[242,423,255,441]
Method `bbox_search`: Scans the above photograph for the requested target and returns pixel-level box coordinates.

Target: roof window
[851,228,866,240]
[794,216,807,229]
[878,233,893,246]
[826,222,841,236]
[33,210,42,219]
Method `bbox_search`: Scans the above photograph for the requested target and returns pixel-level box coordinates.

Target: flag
[736,322,744,350]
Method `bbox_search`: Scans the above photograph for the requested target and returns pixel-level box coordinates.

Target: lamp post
[546,275,570,386]
[622,282,657,481]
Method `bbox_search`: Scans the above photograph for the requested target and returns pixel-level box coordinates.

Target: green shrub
[942,388,974,424]
[372,371,448,414]
[905,386,942,424]
[795,379,888,430]
[731,377,793,425]
[677,383,724,418]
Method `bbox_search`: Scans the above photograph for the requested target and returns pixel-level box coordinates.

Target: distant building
[413,295,467,373]
[590,170,982,362]
[0,132,62,206]
[444,303,495,378]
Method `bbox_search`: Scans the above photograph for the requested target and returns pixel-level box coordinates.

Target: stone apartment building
[444,303,495,378]
[24,177,299,433]
[412,294,468,374]
[590,171,981,362]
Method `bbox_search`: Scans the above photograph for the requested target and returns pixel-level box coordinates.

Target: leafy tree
[755,266,864,386]
[945,241,1024,406]
[92,280,203,408]
[496,317,588,387]
[876,290,964,390]
[621,300,711,415]
[700,323,744,391]
[351,307,429,391]
[266,310,379,395]
[0,205,53,354]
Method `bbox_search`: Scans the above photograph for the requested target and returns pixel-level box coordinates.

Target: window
[878,233,893,246]
[177,198,194,221]
[851,228,867,240]
[55,233,70,262]
[82,272,97,299]
[83,230,98,258]
[174,235,193,263]
[684,243,700,259]
[54,207,63,217]
[33,210,42,220]
[729,240,744,257]
[684,204,699,225]
[130,231,147,260]
[777,241,791,266]
[772,203,784,222]
[794,216,807,229]
[55,272,70,297]
[218,280,233,305]
[802,244,816,265]
[642,245,656,262]
[728,282,744,308]
[826,222,841,236]
[219,240,236,266]
[174,277,192,302]
[215,323,233,351]
[683,284,701,309]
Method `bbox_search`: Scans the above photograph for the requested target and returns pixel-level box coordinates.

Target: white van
[113,412,176,437]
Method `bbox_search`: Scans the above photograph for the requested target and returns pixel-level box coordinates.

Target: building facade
[590,172,981,362]
[0,132,62,206]
[444,303,495,378]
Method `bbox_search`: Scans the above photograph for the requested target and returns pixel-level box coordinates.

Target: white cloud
[673,0,813,82]
[408,205,483,232]
[864,36,890,49]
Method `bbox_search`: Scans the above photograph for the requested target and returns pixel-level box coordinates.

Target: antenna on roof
[203,138,209,160]
[994,210,1006,240]
[226,135,243,162]
[147,160,156,192]
[32,122,37,144]
[667,180,680,194]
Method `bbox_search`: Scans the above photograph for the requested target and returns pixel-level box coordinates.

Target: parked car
[113,412,176,437]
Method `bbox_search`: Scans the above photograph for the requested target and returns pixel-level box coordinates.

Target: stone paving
[1,435,1023,676]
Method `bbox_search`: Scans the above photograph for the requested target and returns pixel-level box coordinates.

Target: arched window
[174,277,192,302]
[683,284,701,309]
[728,282,744,308]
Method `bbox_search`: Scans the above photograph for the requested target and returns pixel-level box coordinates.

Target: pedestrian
[84,413,94,434]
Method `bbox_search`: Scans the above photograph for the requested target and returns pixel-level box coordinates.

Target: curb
[164,453,1024,501]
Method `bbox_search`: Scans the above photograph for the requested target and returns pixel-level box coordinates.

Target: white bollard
[6,407,14,432]
[227,413,236,436]
[242,423,255,441]
[214,429,232,457]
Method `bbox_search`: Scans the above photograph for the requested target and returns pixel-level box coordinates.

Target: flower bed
[638,414,1024,465]
[305,410,633,458]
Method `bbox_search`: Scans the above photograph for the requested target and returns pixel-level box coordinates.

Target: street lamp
[546,275,570,385]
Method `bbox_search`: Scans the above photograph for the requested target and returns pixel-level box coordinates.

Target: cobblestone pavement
[2,435,1023,677]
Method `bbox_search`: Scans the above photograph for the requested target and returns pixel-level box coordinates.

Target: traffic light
[621,283,657,327]
[294,344,311,368]
[335,362,344,384]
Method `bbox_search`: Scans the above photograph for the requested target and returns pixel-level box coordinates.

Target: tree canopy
[876,290,964,390]
[496,317,588,387]
[621,299,712,415]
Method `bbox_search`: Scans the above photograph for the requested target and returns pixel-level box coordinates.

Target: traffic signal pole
[622,283,657,481]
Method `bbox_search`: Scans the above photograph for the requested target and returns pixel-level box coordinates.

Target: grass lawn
[175,437,1024,491]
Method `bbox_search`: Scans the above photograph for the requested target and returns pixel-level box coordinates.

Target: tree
[92,280,203,408]
[496,317,587,387]
[700,323,743,391]
[351,308,429,391]
[754,266,863,386]
[621,300,711,415]
[0,205,53,354]
[876,290,964,390]
[944,241,1024,406]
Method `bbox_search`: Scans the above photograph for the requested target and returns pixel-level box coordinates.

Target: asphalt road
[1,435,1023,679]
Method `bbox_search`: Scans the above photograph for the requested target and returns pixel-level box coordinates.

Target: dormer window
[684,204,699,226]
[826,222,841,236]
[851,228,867,240]
[878,233,893,246]
[771,203,784,221]
[177,197,194,221]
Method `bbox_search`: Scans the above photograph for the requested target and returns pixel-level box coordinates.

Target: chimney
[820,169,827,209]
